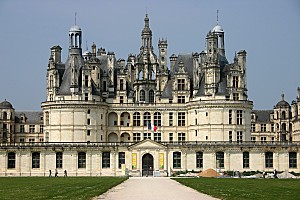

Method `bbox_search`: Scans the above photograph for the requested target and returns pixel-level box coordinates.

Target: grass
[173,177,300,200]
[0,176,128,200]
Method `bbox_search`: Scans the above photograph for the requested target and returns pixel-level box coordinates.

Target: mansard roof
[15,111,43,124]
[252,110,273,123]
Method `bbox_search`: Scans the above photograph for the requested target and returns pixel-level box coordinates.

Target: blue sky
[0,0,299,110]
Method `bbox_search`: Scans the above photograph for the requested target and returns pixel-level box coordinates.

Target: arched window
[133,112,141,126]
[149,90,154,103]
[140,90,145,102]
[154,112,161,126]
[282,123,286,131]
[282,111,286,119]
[143,112,151,126]
[3,112,7,120]
[78,152,86,168]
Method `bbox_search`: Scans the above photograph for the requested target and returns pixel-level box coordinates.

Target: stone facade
[0,15,300,176]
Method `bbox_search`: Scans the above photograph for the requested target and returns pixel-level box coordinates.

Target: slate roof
[15,111,43,124]
[173,54,194,78]
[252,110,273,123]
[161,79,173,98]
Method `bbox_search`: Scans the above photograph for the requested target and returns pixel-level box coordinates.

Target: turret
[158,38,168,72]
[50,45,62,63]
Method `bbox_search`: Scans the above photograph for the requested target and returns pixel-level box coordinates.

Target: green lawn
[0,176,127,200]
[173,178,300,200]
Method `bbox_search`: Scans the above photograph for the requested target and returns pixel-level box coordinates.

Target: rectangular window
[20,138,25,143]
[32,152,40,169]
[78,152,86,168]
[154,132,161,142]
[87,130,91,136]
[251,137,256,142]
[40,125,44,133]
[289,152,297,168]
[177,79,185,91]
[178,132,186,141]
[261,124,266,132]
[196,152,203,168]
[102,152,110,168]
[8,152,16,169]
[20,125,25,133]
[133,133,141,142]
[265,152,273,168]
[87,119,91,125]
[216,152,224,168]
[85,75,88,87]
[237,131,243,143]
[29,125,35,133]
[133,113,141,126]
[118,152,125,168]
[243,152,250,168]
[29,138,35,143]
[143,132,151,140]
[120,79,124,90]
[229,110,232,124]
[56,152,63,169]
[237,110,243,125]
[251,124,256,132]
[178,112,185,126]
[120,96,124,104]
[260,136,267,142]
[271,124,274,132]
[177,96,185,103]
[169,133,173,142]
[85,93,88,101]
[233,76,239,88]
[229,131,232,142]
[173,152,181,168]
[233,93,239,101]
[169,112,173,126]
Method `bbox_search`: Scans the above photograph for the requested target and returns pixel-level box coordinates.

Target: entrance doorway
[142,153,153,176]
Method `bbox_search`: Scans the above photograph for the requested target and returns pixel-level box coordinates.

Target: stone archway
[142,153,153,176]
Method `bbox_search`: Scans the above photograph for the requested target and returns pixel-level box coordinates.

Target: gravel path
[93,177,219,200]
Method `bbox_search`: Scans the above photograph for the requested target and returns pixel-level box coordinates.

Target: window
[178,132,186,141]
[229,131,232,142]
[265,152,273,168]
[169,133,173,142]
[143,132,151,140]
[289,152,297,168]
[133,112,141,126]
[177,96,185,103]
[140,90,145,101]
[102,152,110,168]
[243,152,249,168]
[56,152,63,169]
[196,152,203,168]
[260,136,267,142]
[261,124,266,132]
[133,133,141,142]
[20,125,25,133]
[29,125,35,133]
[120,79,124,90]
[251,137,256,142]
[87,119,91,125]
[85,93,88,101]
[118,152,125,168]
[271,124,274,132]
[78,152,86,168]
[233,76,239,88]
[87,109,90,114]
[20,138,25,143]
[120,96,124,104]
[87,130,91,136]
[173,152,181,168]
[169,112,173,126]
[154,112,161,126]
[29,138,35,143]
[237,131,243,143]
[85,75,88,87]
[154,132,161,142]
[143,112,151,126]
[229,110,232,124]
[216,152,224,168]
[237,110,242,125]
[49,75,53,87]
[178,112,185,126]
[32,152,40,168]
[233,93,239,100]
[149,90,154,103]
[177,79,185,91]
[251,124,256,132]
[8,152,16,169]
[45,112,49,125]
[40,125,44,133]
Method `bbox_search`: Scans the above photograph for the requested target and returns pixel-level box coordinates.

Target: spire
[217,9,219,24]
[75,12,77,25]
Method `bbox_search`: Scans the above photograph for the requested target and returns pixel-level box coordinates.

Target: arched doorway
[142,153,153,176]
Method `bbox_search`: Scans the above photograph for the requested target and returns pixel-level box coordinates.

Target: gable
[129,139,166,150]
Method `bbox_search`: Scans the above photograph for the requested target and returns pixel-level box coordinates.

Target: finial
[281,93,284,101]
[217,9,219,24]
[75,12,77,25]
[85,40,88,51]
